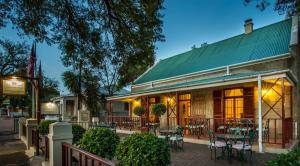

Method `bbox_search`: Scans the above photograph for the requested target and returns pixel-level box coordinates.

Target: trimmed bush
[79,128,120,160]
[37,120,56,135]
[266,147,300,166]
[72,124,86,144]
[151,103,167,116]
[116,133,170,166]
[133,106,146,116]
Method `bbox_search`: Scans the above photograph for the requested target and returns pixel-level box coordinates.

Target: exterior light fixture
[46,102,55,108]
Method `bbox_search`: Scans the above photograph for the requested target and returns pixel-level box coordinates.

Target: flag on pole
[27,42,36,78]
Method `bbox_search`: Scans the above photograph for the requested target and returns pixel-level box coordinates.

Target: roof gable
[134,19,292,85]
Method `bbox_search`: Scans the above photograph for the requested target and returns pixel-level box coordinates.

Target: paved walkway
[170,142,278,166]
[0,131,29,166]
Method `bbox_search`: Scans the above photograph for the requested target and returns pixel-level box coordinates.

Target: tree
[0,39,29,108]
[41,77,60,101]
[244,0,300,16]
[0,39,28,76]
[1,0,164,87]
[63,69,101,117]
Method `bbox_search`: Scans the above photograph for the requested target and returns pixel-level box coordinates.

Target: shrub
[79,128,120,160]
[116,133,170,166]
[133,106,146,116]
[151,103,167,117]
[37,120,56,135]
[266,147,300,166]
[72,124,86,144]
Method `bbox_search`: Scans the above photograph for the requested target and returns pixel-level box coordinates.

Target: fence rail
[107,116,296,146]
[62,142,115,166]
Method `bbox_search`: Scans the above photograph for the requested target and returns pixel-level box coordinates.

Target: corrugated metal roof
[111,70,287,99]
[134,19,292,85]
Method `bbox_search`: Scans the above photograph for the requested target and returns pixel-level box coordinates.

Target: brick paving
[0,131,29,166]
[118,133,278,166]
[170,142,278,166]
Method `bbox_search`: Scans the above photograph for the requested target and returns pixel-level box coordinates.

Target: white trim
[132,53,291,88]
[257,75,263,153]
[108,70,289,101]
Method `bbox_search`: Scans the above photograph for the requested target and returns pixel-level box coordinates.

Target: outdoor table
[216,134,247,143]
[216,134,249,161]
[159,129,176,136]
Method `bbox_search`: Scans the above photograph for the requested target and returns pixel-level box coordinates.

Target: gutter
[132,53,291,88]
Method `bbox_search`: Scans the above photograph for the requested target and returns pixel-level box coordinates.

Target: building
[108,16,300,152]
[49,88,130,122]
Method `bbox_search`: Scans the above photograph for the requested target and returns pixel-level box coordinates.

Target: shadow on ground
[170,142,278,166]
[0,131,29,166]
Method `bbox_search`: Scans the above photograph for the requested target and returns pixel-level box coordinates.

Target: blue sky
[0,0,284,94]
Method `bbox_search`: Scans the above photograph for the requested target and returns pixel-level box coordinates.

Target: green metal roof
[111,69,287,99]
[134,19,292,85]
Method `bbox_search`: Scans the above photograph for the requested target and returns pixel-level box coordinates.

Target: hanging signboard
[2,77,26,95]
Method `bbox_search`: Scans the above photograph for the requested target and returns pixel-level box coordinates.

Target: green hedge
[266,147,300,166]
[72,124,86,144]
[116,133,170,166]
[79,128,120,160]
[37,120,56,135]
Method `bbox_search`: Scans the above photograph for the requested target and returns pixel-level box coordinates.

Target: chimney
[244,19,253,34]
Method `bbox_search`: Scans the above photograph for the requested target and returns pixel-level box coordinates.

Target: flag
[27,42,36,78]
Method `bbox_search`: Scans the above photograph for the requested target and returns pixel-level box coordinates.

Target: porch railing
[62,142,115,166]
[107,116,296,147]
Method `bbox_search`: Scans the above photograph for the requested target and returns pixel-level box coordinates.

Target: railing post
[18,117,26,142]
[25,118,37,150]
[46,122,73,166]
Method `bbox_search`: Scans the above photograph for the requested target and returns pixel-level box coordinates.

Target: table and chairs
[158,127,184,151]
[208,129,255,162]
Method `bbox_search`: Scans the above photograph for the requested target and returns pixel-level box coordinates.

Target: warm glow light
[262,90,268,95]
[167,97,171,101]
[46,102,55,108]
[134,100,140,105]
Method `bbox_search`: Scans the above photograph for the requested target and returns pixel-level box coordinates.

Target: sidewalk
[0,131,29,166]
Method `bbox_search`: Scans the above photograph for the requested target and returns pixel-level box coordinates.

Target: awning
[108,69,295,101]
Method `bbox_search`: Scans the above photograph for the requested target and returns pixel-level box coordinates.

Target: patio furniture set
[208,129,255,162]
[158,127,184,151]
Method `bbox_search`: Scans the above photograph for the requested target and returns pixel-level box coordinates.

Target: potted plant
[151,103,167,123]
[133,106,147,132]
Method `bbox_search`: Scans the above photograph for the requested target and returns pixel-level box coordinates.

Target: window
[224,89,244,119]
[124,102,129,111]
[179,94,191,101]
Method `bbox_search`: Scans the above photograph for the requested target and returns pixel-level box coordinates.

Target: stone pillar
[18,117,26,142]
[48,122,73,166]
[25,118,37,150]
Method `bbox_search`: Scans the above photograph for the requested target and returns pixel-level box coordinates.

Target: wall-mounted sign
[2,77,26,95]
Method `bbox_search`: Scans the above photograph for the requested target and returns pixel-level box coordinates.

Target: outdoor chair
[169,126,184,151]
[232,129,255,162]
[208,130,227,160]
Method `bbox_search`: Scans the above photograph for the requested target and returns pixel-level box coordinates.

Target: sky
[0,0,285,94]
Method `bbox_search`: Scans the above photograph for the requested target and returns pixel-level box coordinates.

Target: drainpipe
[257,75,263,153]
